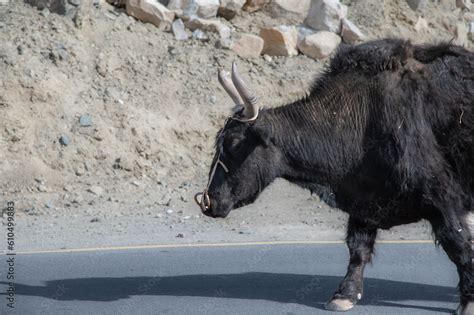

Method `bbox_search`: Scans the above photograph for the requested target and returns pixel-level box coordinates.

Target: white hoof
[325,299,355,312]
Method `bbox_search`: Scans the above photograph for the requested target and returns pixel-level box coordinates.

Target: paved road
[0,242,459,314]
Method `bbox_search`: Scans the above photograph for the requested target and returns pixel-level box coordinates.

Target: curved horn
[231,62,259,119]
[218,70,244,107]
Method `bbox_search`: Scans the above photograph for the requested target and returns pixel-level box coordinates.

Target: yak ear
[251,121,272,147]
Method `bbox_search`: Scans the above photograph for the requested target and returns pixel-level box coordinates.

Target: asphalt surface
[0,242,460,315]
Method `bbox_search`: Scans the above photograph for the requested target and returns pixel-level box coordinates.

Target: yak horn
[231,62,259,119]
[218,70,244,107]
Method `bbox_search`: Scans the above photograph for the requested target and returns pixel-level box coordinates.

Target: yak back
[309,39,473,197]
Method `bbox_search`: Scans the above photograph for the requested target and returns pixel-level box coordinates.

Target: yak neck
[264,76,378,187]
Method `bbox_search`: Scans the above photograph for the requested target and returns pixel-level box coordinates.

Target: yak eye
[224,137,241,154]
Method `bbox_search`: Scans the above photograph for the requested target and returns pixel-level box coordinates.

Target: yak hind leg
[430,211,473,315]
[326,217,377,312]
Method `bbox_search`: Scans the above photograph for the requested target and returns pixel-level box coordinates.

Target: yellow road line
[8,239,434,255]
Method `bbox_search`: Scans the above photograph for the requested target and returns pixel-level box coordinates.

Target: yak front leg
[326,217,377,311]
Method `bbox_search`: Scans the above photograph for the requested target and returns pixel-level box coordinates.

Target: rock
[455,22,468,45]
[166,209,174,214]
[297,25,316,47]
[341,19,365,43]
[469,22,474,41]
[88,186,104,196]
[185,18,231,39]
[59,135,70,146]
[170,0,220,19]
[266,0,311,20]
[414,16,428,32]
[298,31,341,59]
[90,217,100,223]
[231,33,264,58]
[79,114,93,126]
[405,0,426,10]
[171,19,189,40]
[305,0,347,33]
[260,25,298,57]
[37,184,47,192]
[218,0,245,19]
[243,0,270,12]
[192,29,209,41]
[176,233,184,238]
[24,0,80,15]
[132,180,141,186]
[456,0,471,11]
[107,0,127,7]
[215,37,232,49]
[126,0,175,30]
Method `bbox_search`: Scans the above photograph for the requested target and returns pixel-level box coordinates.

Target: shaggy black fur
[205,39,473,313]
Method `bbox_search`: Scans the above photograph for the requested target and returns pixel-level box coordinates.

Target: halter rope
[194,113,258,214]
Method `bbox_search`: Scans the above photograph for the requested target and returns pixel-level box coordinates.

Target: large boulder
[260,25,298,57]
[243,0,270,13]
[305,0,347,33]
[231,33,264,58]
[297,31,341,60]
[218,0,246,19]
[265,0,311,21]
[127,0,175,30]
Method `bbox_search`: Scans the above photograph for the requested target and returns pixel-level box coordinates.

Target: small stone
[88,185,104,196]
[218,0,245,19]
[90,217,100,223]
[456,0,470,11]
[215,37,232,49]
[40,8,50,17]
[166,209,174,214]
[59,135,70,146]
[243,0,270,13]
[455,22,468,46]
[260,25,298,57]
[126,0,175,30]
[171,19,189,41]
[263,54,272,62]
[132,180,141,187]
[185,18,231,40]
[45,202,54,209]
[79,115,93,127]
[298,31,341,59]
[469,22,474,41]
[192,29,209,41]
[341,19,365,43]
[414,16,428,32]
[176,233,184,238]
[305,0,347,33]
[405,0,426,10]
[231,33,264,58]
[37,185,47,192]
[208,95,217,103]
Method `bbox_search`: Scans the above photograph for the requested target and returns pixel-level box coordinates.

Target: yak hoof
[325,299,355,312]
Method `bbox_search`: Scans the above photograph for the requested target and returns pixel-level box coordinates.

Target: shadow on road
[0,273,457,313]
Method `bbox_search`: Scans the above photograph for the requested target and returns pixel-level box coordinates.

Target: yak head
[195,63,284,218]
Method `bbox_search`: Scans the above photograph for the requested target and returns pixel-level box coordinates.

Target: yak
[194,39,473,314]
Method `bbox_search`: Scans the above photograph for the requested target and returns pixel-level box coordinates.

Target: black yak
[195,39,473,314]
